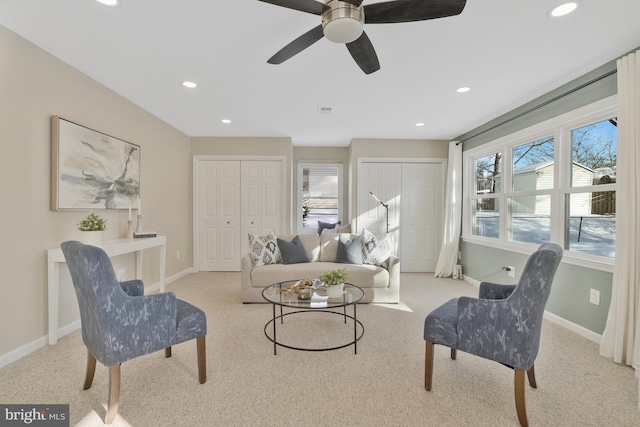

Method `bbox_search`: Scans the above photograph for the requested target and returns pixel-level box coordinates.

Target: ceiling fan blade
[258,0,328,15]
[267,25,325,64]
[346,32,380,74]
[364,0,466,24]
[341,0,365,6]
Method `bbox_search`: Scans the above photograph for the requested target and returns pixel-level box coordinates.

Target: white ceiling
[2,1,640,146]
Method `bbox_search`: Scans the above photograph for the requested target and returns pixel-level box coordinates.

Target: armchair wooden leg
[425,342,434,391]
[105,364,121,424]
[165,347,172,358]
[197,336,206,384]
[450,348,457,360]
[514,368,528,427]
[527,364,537,388]
[83,350,97,390]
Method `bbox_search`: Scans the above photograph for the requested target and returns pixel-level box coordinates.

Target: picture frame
[51,116,140,211]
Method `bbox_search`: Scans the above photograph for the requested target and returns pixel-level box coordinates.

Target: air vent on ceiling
[318,106,332,114]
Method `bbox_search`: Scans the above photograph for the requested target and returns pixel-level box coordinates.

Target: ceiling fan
[259,0,467,74]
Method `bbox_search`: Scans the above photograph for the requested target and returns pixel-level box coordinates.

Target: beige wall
[0,25,192,360]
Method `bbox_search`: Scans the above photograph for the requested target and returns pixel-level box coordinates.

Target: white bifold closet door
[197,159,283,271]
[197,161,242,271]
[357,161,443,272]
[400,163,443,272]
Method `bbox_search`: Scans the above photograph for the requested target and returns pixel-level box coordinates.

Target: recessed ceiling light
[95,0,119,7]
[551,2,578,17]
[221,119,231,124]
[415,123,425,127]
[182,81,197,88]
[456,86,471,93]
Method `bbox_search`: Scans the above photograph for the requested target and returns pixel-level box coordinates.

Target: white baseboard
[146,267,194,293]
[0,336,48,370]
[463,275,602,344]
[543,311,602,344]
[0,267,195,369]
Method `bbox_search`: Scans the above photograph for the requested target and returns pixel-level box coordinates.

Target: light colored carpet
[1,272,639,426]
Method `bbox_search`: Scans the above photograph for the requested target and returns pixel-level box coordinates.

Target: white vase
[327,283,344,298]
[82,230,103,247]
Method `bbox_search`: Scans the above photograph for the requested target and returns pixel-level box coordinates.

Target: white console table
[47,236,166,345]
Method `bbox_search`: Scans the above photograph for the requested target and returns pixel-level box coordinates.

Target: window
[297,163,342,233]
[565,118,617,257]
[509,136,554,244]
[472,153,501,238]
[463,97,617,267]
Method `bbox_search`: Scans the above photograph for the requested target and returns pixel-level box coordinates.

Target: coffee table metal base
[264,308,364,354]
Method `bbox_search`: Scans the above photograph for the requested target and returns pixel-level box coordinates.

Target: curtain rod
[456,68,617,146]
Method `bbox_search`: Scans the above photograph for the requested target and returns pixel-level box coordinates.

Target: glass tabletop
[262,280,364,308]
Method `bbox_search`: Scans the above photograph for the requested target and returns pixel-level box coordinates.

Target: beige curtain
[434,141,462,277]
[599,49,640,409]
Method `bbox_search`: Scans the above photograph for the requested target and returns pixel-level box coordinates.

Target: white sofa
[241,232,400,303]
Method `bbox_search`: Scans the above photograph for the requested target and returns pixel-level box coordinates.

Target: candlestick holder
[135,214,142,234]
[126,220,133,239]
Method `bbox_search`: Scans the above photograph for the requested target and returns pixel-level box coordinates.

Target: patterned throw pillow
[248,231,282,267]
[362,228,393,267]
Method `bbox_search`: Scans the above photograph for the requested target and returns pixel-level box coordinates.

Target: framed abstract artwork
[51,116,140,210]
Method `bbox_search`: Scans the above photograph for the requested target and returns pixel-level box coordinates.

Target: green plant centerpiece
[319,268,347,287]
[319,268,348,298]
[78,212,107,231]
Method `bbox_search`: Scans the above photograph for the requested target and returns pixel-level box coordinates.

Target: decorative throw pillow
[277,235,309,264]
[362,228,393,267]
[336,234,364,264]
[317,220,341,236]
[248,231,282,267]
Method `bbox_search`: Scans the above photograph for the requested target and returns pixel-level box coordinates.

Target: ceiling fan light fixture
[322,1,364,44]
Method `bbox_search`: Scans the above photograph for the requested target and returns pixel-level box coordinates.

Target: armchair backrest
[61,241,128,363]
[507,242,563,367]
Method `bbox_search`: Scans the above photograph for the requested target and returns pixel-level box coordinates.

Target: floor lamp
[369,191,389,234]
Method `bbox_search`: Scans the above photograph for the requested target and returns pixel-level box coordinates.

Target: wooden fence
[592,191,615,215]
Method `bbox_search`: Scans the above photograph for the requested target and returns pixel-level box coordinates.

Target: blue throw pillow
[317,220,341,236]
[336,234,364,264]
[277,235,309,264]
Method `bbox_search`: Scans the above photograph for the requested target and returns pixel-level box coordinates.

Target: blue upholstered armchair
[423,243,563,427]
[61,241,207,424]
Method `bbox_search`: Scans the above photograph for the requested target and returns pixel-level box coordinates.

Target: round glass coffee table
[262,280,365,355]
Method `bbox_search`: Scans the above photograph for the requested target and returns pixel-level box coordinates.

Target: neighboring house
[511,161,593,216]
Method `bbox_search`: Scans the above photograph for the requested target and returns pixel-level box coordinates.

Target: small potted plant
[319,268,348,298]
[78,212,107,246]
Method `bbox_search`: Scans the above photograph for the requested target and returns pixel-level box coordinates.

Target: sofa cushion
[317,220,341,235]
[250,262,390,289]
[276,233,320,262]
[248,231,282,267]
[336,234,364,264]
[277,235,309,264]
[362,228,394,266]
